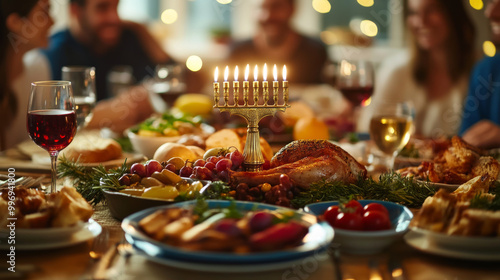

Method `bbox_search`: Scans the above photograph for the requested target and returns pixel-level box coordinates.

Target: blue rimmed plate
[121,200,334,265]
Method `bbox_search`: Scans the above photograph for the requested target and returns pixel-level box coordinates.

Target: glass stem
[388,151,397,172]
[49,151,59,194]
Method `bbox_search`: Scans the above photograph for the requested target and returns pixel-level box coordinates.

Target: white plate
[0,219,101,250]
[410,227,500,251]
[404,230,500,261]
[129,241,314,273]
[1,221,86,242]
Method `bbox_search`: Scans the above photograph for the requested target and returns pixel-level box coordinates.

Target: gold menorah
[213,64,290,172]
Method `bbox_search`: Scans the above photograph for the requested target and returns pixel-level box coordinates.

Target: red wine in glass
[27,109,77,152]
[339,86,374,107]
[27,81,76,194]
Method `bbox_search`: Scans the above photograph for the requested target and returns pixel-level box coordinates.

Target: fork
[86,228,111,279]
[104,236,132,279]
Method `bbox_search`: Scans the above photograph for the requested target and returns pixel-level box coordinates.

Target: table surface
[3,203,499,280]
[1,141,500,280]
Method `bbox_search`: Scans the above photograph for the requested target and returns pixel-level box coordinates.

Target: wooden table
[1,141,499,280]
[2,203,499,280]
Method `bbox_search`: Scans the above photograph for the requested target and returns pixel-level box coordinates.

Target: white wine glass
[62,66,96,130]
[369,101,414,171]
[27,81,77,193]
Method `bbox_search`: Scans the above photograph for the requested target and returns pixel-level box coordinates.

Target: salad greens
[131,112,202,135]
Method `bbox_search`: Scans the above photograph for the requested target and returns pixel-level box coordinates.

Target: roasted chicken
[230,140,367,188]
[398,136,500,184]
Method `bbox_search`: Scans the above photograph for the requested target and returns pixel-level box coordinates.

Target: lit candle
[233,66,239,106]
[262,63,269,106]
[283,65,289,106]
[224,66,229,106]
[214,67,219,106]
[253,65,259,105]
[273,64,279,106]
[243,64,249,106]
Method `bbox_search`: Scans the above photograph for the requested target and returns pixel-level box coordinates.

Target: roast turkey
[230,140,367,188]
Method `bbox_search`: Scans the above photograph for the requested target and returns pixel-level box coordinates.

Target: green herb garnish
[291,172,435,209]
[58,156,127,205]
[469,193,500,211]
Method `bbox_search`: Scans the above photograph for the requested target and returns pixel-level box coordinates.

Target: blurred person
[358,0,476,139]
[0,0,53,150]
[228,0,328,84]
[460,0,500,149]
[40,0,171,101]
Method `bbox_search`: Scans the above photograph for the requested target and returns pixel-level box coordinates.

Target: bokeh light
[217,0,232,4]
[186,55,203,72]
[161,9,178,25]
[357,0,374,7]
[320,30,338,45]
[470,0,484,10]
[312,0,331,14]
[360,20,378,37]
[483,40,496,57]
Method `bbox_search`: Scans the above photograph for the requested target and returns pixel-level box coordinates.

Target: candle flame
[234,66,239,81]
[245,64,249,81]
[224,66,229,82]
[273,64,277,81]
[283,65,287,81]
[263,63,267,81]
[214,67,218,82]
[254,65,258,81]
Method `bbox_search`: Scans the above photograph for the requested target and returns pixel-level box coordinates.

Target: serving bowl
[127,123,214,158]
[304,200,413,255]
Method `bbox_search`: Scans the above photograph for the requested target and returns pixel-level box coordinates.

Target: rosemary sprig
[291,172,436,209]
[58,156,128,205]
[469,193,500,211]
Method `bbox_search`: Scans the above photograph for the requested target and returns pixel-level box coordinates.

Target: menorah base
[243,163,263,172]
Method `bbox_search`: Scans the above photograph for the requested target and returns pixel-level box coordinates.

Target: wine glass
[336,59,374,107]
[27,81,77,193]
[369,101,414,171]
[335,59,374,133]
[62,66,96,130]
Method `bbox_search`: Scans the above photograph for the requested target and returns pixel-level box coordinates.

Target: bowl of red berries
[304,200,413,254]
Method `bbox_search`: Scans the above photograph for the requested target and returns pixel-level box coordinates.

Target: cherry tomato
[323,205,340,226]
[363,203,389,216]
[362,211,391,231]
[344,200,363,216]
[334,212,363,231]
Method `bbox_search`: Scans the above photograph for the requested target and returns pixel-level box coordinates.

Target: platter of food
[397,136,500,186]
[407,173,500,260]
[127,112,214,158]
[0,186,100,250]
[121,200,333,267]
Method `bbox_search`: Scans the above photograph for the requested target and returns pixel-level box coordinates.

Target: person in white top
[0,0,54,150]
[358,0,476,139]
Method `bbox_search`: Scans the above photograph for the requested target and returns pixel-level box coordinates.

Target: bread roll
[154,143,201,162]
[50,186,93,227]
[205,128,273,161]
[62,135,122,163]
